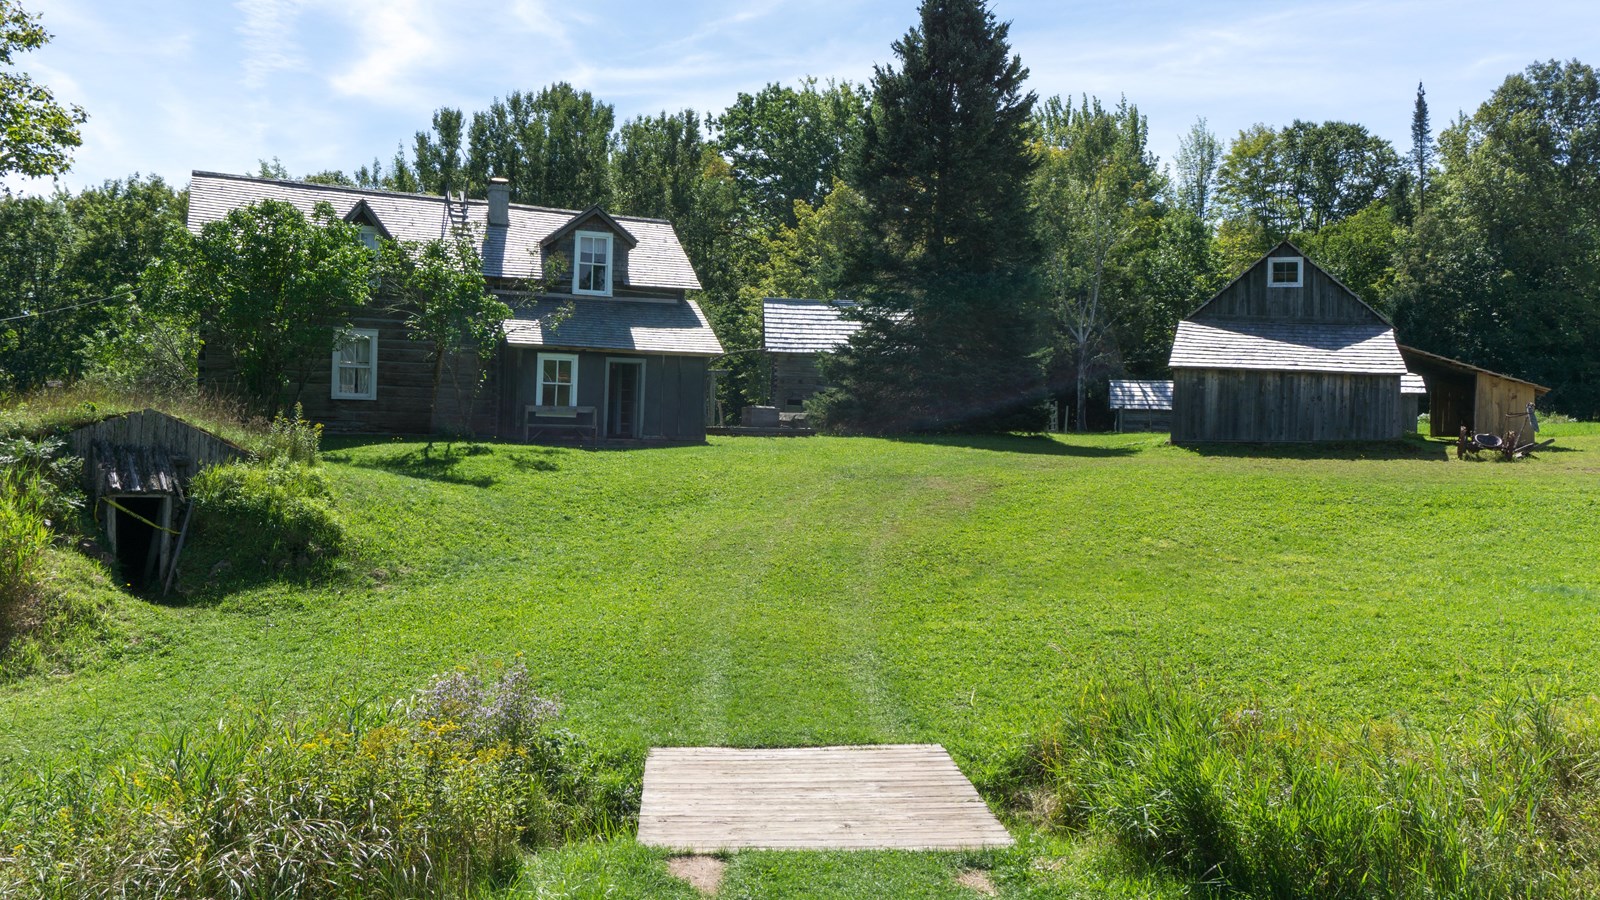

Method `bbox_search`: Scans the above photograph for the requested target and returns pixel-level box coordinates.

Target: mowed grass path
[3,430,1600,768]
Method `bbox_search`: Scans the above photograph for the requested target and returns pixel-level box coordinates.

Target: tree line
[3,0,1598,425]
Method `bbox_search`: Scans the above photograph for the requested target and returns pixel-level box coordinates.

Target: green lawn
[3,428,1598,896]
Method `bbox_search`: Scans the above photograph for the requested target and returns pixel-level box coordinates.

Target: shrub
[258,402,323,465]
[998,675,1600,899]
[0,662,639,899]
[188,459,344,572]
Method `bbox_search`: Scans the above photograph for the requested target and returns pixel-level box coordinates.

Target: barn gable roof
[1170,320,1408,374]
[1188,239,1391,327]
[762,298,863,354]
[187,171,700,290]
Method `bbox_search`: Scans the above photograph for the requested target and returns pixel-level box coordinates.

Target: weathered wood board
[636,745,1014,852]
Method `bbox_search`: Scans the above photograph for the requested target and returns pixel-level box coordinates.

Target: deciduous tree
[0,0,84,178]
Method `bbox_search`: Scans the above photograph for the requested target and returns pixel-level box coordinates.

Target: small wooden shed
[67,409,246,589]
[761,298,862,411]
[1397,345,1552,439]
[1108,380,1173,432]
[1168,241,1408,443]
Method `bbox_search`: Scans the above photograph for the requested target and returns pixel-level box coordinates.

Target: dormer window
[1268,256,1303,288]
[574,231,612,296]
[358,225,380,251]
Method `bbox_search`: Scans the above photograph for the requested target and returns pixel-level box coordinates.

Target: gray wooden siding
[771,353,828,411]
[502,347,707,442]
[1172,370,1402,443]
[1194,255,1385,326]
[200,307,447,434]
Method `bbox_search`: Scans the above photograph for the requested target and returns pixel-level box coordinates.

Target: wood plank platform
[636,744,1014,852]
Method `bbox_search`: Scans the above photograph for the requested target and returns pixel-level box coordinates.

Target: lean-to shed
[1108,380,1172,432]
[761,298,862,411]
[1168,241,1408,443]
[67,409,246,589]
[1397,345,1551,439]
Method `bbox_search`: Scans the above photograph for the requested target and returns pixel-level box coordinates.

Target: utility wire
[0,289,136,324]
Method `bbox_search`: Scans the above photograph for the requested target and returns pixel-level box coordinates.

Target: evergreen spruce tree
[813,0,1045,433]
[1411,82,1432,214]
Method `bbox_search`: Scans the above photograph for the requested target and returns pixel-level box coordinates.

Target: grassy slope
[1,428,1596,895]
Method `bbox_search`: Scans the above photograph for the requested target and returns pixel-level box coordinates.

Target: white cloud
[235,0,309,88]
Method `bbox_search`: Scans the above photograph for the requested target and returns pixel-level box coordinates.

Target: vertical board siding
[67,410,247,489]
[1173,370,1401,443]
[1194,255,1384,325]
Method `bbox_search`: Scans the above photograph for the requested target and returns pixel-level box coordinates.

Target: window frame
[1267,256,1303,288]
[357,224,381,251]
[537,352,580,407]
[572,230,613,296]
[331,328,379,401]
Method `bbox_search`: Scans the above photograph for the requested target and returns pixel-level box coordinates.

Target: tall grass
[0,468,52,626]
[187,459,345,575]
[0,662,640,899]
[997,675,1600,898]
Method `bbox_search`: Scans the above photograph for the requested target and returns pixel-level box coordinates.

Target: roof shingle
[762,298,862,353]
[502,297,724,357]
[1109,380,1173,410]
[186,171,701,291]
[1169,319,1407,375]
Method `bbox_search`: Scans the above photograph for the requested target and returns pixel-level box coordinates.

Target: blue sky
[10,0,1600,195]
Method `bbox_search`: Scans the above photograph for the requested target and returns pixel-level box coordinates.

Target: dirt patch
[956,868,998,896]
[667,855,726,895]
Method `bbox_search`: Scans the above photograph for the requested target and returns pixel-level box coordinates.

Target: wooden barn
[1168,242,1409,443]
[67,409,246,590]
[1398,345,1551,439]
[761,298,862,411]
[1108,380,1172,432]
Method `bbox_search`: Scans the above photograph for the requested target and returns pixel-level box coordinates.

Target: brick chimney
[487,177,510,227]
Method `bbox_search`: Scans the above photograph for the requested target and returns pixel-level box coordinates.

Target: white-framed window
[331,328,378,400]
[358,224,380,251]
[537,352,579,407]
[573,231,612,296]
[1267,256,1303,288]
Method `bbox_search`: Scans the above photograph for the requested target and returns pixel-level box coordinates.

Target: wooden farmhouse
[761,298,862,411]
[1398,344,1551,438]
[1168,241,1413,443]
[1108,380,1173,432]
[188,172,723,442]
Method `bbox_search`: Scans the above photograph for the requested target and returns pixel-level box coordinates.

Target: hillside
[3,429,1598,896]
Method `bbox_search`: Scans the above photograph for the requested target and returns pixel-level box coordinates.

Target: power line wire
[0,290,135,324]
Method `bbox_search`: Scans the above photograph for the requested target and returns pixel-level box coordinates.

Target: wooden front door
[606,359,644,439]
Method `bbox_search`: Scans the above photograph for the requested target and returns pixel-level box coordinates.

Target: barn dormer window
[573,231,612,296]
[1268,256,1303,288]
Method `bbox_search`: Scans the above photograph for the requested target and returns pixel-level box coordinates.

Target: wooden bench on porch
[524,405,598,445]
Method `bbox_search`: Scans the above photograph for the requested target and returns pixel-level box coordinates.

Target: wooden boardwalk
[636,744,1014,852]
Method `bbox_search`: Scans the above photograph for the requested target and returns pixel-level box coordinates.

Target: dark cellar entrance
[109,496,166,590]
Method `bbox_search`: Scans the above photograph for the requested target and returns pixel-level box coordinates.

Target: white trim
[1267,256,1303,288]
[536,352,580,407]
[603,357,646,439]
[331,328,378,400]
[572,230,613,296]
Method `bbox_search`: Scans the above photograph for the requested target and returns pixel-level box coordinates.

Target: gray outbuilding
[1168,241,1409,443]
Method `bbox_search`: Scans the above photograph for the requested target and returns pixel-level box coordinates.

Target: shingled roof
[502,297,724,357]
[187,171,701,291]
[762,298,863,354]
[1109,380,1173,410]
[1169,320,1408,375]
